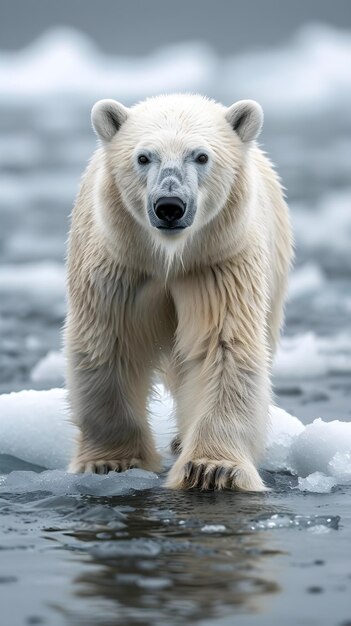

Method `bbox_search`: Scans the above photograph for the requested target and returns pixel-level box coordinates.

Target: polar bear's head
[92,94,263,252]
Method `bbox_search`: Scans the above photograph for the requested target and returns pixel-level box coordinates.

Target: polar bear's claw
[167,458,267,492]
[69,458,141,474]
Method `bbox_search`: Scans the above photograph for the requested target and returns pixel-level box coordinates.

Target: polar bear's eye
[196,153,208,164]
[138,154,150,165]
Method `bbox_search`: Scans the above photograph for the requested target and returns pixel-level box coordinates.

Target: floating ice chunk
[291,418,351,477]
[328,451,351,483]
[0,388,75,469]
[0,468,160,496]
[288,263,325,300]
[0,386,350,491]
[297,472,337,493]
[30,350,65,383]
[249,513,340,531]
[201,525,226,533]
[91,539,161,558]
[262,405,305,472]
[307,525,334,534]
[0,386,172,470]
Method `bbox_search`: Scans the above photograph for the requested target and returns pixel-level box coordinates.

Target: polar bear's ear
[225,100,263,143]
[91,99,129,142]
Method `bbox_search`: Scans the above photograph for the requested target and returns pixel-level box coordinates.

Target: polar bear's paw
[166,458,267,492]
[68,458,142,474]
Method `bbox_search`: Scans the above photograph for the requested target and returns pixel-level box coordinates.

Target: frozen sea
[0,25,351,626]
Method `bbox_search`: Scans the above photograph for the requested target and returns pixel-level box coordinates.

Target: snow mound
[0,387,350,493]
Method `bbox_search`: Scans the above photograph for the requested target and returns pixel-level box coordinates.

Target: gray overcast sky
[1,0,351,54]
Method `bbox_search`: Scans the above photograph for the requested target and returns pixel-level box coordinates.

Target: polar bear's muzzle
[149,193,195,234]
[146,160,197,234]
[154,197,186,227]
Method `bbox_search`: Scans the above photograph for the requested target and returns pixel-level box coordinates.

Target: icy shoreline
[0,385,350,494]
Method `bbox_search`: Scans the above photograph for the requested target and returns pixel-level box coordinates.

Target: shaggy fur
[65,94,293,491]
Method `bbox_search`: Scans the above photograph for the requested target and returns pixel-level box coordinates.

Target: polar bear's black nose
[154,197,185,223]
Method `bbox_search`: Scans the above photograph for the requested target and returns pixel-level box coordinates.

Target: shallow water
[1,26,351,626]
[1,468,350,626]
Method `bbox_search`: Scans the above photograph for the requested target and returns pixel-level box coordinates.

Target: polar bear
[65,94,293,491]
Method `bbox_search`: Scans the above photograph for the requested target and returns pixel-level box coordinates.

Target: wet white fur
[65,94,293,491]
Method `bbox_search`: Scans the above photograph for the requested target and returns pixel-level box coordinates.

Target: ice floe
[0,388,74,470]
[0,468,160,496]
[0,386,350,494]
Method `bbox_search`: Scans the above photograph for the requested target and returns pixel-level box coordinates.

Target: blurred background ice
[1,4,351,624]
[0,1,351,444]
[0,0,350,427]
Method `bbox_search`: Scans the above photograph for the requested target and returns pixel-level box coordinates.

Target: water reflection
[60,489,285,625]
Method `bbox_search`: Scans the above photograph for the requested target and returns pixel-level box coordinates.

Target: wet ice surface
[1,24,351,626]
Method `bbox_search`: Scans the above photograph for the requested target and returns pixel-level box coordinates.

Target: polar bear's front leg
[166,259,271,491]
[67,354,161,473]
